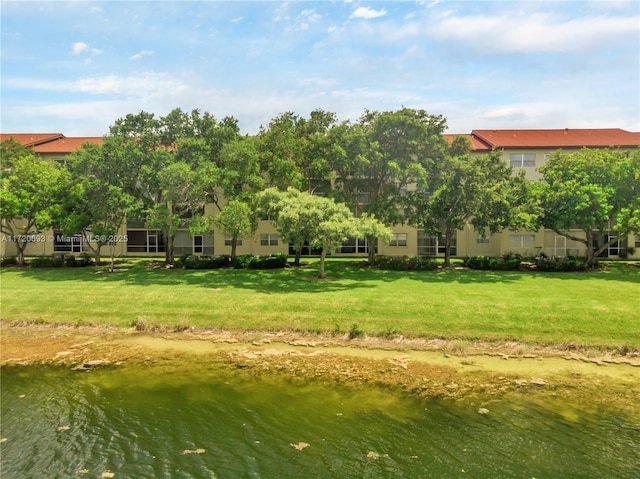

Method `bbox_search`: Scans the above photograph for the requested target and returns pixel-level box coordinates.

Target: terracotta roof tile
[471,128,640,149]
[443,133,492,152]
[32,136,103,154]
[0,133,64,147]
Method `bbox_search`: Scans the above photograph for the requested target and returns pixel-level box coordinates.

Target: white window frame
[510,153,536,168]
[224,237,242,246]
[260,233,278,246]
[389,233,407,247]
[509,234,535,249]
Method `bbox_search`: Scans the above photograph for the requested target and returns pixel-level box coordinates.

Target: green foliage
[29,256,65,268]
[535,257,592,272]
[1,140,72,265]
[182,255,231,269]
[64,254,94,267]
[462,256,522,271]
[348,323,364,339]
[374,255,439,271]
[233,253,288,269]
[536,147,640,265]
[0,257,18,266]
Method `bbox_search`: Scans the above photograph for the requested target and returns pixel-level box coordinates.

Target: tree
[358,213,392,261]
[56,179,136,268]
[406,150,537,267]
[0,140,71,266]
[257,187,320,266]
[213,199,256,261]
[258,188,361,278]
[328,108,448,263]
[104,108,237,264]
[535,147,640,265]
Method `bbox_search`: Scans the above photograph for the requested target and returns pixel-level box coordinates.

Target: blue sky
[1,1,639,136]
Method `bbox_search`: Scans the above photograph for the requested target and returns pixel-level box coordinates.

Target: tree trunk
[231,237,238,262]
[367,235,377,266]
[319,248,326,278]
[17,244,26,267]
[443,231,452,268]
[109,242,116,273]
[294,249,302,267]
[94,243,103,266]
[165,234,175,265]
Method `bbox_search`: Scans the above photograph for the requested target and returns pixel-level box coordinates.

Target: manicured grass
[1,259,639,349]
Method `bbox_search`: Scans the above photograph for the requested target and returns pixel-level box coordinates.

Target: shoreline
[2,322,639,415]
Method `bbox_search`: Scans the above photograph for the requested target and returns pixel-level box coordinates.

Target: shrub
[535,257,592,272]
[29,255,65,268]
[65,254,94,267]
[234,253,287,269]
[248,253,288,270]
[373,255,439,271]
[348,323,364,339]
[183,255,232,270]
[462,255,521,271]
[0,257,18,266]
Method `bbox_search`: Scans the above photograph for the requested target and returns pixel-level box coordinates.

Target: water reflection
[1,366,638,478]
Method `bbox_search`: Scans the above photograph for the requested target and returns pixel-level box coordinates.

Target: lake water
[1,364,639,478]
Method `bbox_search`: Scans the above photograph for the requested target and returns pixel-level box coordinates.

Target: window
[53,231,84,253]
[417,230,456,256]
[126,230,165,253]
[476,233,490,244]
[225,237,242,246]
[389,233,407,247]
[193,235,204,254]
[635,234,640,248]
[340,237,370,254]
[356,191,370,204]
[260,233,278,246]
[509,234,535,248]
[510,153,535,168]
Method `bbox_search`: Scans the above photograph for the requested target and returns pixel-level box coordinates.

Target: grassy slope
[1,260,639,349]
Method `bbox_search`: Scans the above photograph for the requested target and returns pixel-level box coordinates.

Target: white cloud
[430,12,640,53]
[129,50,154,61]
[72,72,185,97]
[350,6,387,20]
[70,42,90,55]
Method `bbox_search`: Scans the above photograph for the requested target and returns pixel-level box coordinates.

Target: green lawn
[1,259,639,349]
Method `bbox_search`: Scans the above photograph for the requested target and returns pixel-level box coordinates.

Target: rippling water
[1,365,639,478]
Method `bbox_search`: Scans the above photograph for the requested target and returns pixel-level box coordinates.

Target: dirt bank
[2,322,639,414]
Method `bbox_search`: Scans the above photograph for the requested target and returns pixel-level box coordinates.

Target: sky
[1,0,639,136]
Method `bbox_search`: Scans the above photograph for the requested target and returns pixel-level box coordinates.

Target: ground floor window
[339,237,370,254]
[289,242,322,256]
[389,233,407,247]
[260,233,279,246]
[225,237,242,246]
[173,231,214,256]
[127,230,166,253]
[635,234,640,248]
[605,235,627,257]
[53,231,84,253]
[476,233,490,244]
[417,230,456,256]
[509,234,535,249]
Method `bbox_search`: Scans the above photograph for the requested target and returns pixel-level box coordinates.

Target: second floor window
[510,153,535,168]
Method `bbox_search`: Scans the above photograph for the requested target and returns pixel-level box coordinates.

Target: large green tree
[214,199,256,261]
[0,140,71,266]
[535,147,640,264]
[328,108,448,264]
[258,188,373,278]
[406,147,537,267]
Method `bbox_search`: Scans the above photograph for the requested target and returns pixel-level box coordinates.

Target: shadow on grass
[3,261,639,294]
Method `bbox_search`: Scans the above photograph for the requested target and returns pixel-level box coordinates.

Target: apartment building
[2,128,639,261]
